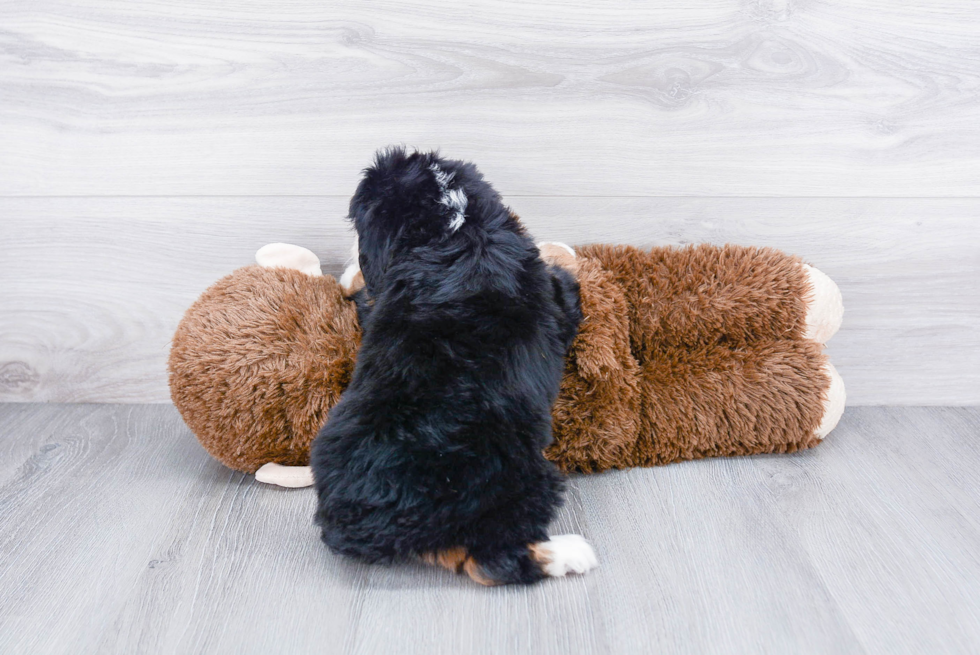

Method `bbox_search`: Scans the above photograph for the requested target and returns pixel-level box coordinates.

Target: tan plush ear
[255,243,323,277]
[538,242,579,274]
[546,258,641,473]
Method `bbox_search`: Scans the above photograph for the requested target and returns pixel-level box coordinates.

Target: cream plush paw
[255,243,323,277]
[537,242,579,273]
[254,463,315,488]
[815,362,846,439]
[532,534,598,577]
[802,264,843,343]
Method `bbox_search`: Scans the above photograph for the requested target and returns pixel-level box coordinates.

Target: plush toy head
[169,258,359,472]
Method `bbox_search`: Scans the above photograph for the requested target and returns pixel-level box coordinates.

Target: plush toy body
[546,243,843,473]
[169,241,844,486]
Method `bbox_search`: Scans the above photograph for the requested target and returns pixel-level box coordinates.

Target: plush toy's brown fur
[169,266,360,472]
[547,244,827,473]
[169,244,831,475]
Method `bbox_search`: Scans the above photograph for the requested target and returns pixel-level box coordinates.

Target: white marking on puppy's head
[429,163,467,232]
[430,165,455,188]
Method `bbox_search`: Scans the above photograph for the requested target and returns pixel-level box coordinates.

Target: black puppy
[311,148,597,585]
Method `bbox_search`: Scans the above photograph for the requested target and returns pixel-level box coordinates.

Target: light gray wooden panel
[0,197,355,403]
[2,1,979,196]
[2,404,979,654]
[2,197,978,404]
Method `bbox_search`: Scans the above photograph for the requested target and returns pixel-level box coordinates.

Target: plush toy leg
[802,264,843,343]
[815,362,846,439]
[801,265,846,438]
[254,463,315,488]
[255,243,323,277]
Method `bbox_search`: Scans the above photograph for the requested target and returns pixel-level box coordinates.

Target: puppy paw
[255,243,323,277]
[339,234,365,296]
[537,242,578,274]
[531,534,598,577]
[339,263,365,296]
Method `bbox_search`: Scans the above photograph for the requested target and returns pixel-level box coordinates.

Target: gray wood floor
[1,403,978,654]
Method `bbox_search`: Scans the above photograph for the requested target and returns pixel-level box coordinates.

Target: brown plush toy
[169,240,844,487]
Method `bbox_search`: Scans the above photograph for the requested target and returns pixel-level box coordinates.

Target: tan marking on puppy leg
[462,556,501,587]
[436,547,469,573]
[420,547,469,574]
[528,542,553,568]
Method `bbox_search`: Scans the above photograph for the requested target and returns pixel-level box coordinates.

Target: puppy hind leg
[419,547,514,586]
[529,534,598,578]
[461,545,547,586]
[459,536,599,586]
[420,547,470,575]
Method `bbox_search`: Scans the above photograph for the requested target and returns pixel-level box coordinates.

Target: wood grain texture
[2,197,977,404]
[1,403,979,654]
[1,0,979,196]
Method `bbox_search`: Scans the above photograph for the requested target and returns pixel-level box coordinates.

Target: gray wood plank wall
[1,1,979,404]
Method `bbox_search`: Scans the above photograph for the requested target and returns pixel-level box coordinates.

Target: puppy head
[348,147,511,292]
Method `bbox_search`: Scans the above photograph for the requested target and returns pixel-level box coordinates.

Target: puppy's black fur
[311,148,581,585]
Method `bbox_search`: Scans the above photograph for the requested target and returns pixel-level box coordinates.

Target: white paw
[338,262,363,294]
[254,463,314,488]
[802,264,843,343]
[338,233,364,294]
[537,534,598,577]
[255,243,322,277]
[815,362,846,439]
